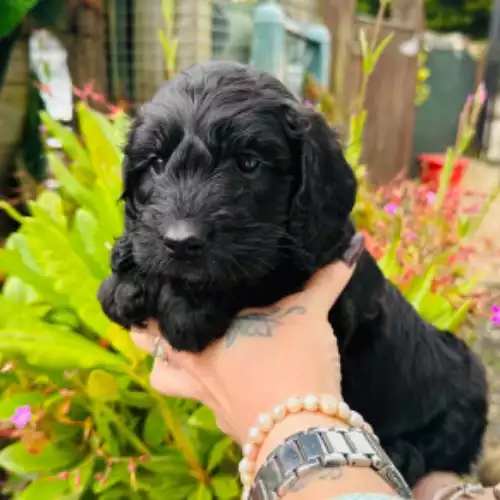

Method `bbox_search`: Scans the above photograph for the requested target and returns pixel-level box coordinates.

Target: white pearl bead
[239,458,254,474]
[248,426,263,443]
[349,411,364,428]
[242,443,256,458]
[303,394,320,411]
[272,404,287,421]
[286,396,303,413]
[337,401,351,420]
[240,472,253,486]
[320,394,338,415]
[257,412,273,432]
[362,422,373,434]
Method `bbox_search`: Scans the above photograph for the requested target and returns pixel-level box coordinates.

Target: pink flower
[11,405,32,429]
[384,203,398,215]
[426,191,436,205]
[491,305,500,325]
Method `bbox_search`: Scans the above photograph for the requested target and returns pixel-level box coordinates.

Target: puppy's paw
[98,273,151,329]
[156,285,234,352]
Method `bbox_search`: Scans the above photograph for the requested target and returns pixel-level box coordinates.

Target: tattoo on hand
[225,305,306,347]
[289,467,344,493]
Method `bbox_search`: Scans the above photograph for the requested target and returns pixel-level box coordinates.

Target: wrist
[256,413,347,469]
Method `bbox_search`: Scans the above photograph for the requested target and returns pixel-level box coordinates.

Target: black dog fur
[98,61,488,487]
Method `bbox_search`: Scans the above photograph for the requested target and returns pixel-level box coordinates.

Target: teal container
[412,41,477,176]
[251,2,331,97]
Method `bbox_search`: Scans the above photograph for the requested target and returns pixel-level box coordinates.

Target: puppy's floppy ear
[285,104,357,268]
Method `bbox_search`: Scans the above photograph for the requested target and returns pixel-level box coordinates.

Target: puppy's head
[120,61,356,290]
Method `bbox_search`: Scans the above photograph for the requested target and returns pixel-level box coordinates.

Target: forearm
[255,413,398,499]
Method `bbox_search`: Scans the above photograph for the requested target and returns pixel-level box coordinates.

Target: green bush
[0,102,240,499]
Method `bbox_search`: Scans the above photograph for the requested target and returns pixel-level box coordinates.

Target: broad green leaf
[77,102,122,187]
[92,405,120,456]
[71,455,95,495]
[0,320,125,370]
[0,392,44,420]
[139,451,190,474]
[86,369,120,402]
[207,436,233,473]
[106,323,148,365]
[143,406,167,449]
[0,441,82,477]
[70,208,110,278]
[34,191,66,228]
[120,390,154,409]
[434,301,471,332]
[19,476,71,500]
[188,406,219,432]
[0,0,37,37]
[211,475,240,499]
[40,111,92,176]
[47,153,98,213]
[1,276,38,305]
[406,265,436,312]
[92,462,129,493]
[189,484,213,500]
[0,249,67,307]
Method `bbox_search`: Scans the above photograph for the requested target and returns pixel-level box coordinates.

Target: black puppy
[98,61,488,487]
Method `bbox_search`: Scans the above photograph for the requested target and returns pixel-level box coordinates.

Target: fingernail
[342,232,365,266]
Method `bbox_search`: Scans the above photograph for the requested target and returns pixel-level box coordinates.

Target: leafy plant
[0,101,240,499]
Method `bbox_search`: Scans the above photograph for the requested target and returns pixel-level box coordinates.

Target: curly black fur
[98,61,488,487]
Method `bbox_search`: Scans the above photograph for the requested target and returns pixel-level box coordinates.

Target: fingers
[297,233,363,313]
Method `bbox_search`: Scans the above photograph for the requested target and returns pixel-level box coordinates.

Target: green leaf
[0,249,66,307]
[0,441,82,477]
[188,406,219,432]
[19,476,71,500]
[92,462,129,493]
[143,406,167,449]
[70,455,95,495]
[86,369,120,402]
[120,390,154,409]
[0,392,44,420]
[40,111,92,176]
[406,265,436,312]
[139,451,190,475]
[370,33,394,72]
[92,405,120,456]
[47,153,98,213]
[435,301,471,332]
[34,191,66,228]
[0,320,125,370]
[189,484,213,500]
[211,474,240,499]
[0,0,38,37]
[207,436,233,473]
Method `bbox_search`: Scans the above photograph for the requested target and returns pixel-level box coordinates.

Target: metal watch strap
[247,427,412,500]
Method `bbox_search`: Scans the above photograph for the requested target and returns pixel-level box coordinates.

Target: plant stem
[125,369,209,484]
[97,403,151,456]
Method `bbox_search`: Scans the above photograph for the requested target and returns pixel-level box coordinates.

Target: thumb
[300,233,364,313]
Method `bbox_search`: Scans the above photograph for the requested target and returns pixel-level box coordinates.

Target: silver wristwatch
[247,427,412,500]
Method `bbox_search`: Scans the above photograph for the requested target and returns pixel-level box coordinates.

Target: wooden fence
[321,0,424,185]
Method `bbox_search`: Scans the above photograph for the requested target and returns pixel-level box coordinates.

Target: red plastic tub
[419,153,468,192]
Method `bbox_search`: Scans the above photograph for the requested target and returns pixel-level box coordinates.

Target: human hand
[413,472,500,500]
[130,234,364,444]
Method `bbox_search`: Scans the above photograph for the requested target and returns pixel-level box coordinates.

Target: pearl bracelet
[238,394,372,490]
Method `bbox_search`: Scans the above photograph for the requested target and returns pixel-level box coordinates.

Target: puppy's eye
[152,157,163,174]
[238,157,261,174]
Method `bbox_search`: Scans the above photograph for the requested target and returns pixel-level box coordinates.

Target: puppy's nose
[163,221,206,258]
